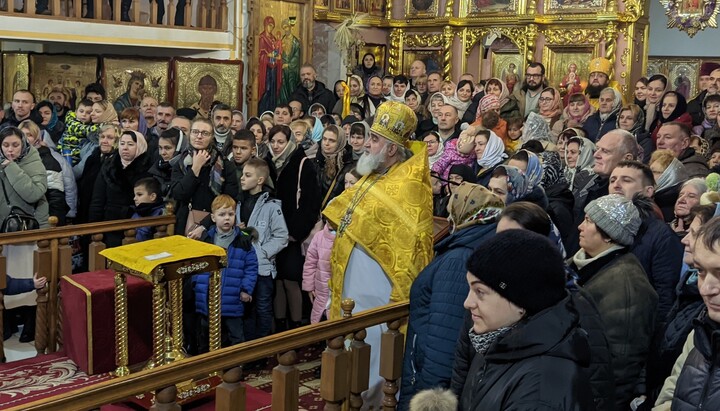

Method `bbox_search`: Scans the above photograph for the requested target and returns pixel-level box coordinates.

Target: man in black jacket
[661,216,720,409]
[290,64,336,115]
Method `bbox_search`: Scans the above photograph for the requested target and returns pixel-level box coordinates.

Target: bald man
[410,60,427,87]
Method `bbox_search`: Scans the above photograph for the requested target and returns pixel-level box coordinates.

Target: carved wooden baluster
[165,202,175,235]
[321,336,349,410]
[349,329,370,410]
[168,0,176,26]
[183,0,191,26]
[73,0,82,17]
[154,221,168,239]
[199,0,208,28]
[34,239,51,355]
[150,385,180,411]
[93,0,102,20]
[272,350,299,411]
[380,320,404,411]
[50,0,60,15]
[132,0,140,22]
[28,0,36,14]
[89,234,106,270]
[209,0,217,29]
[0,245,5,362]
[56,236,73,351]
[113,0,121,21]
[216,366,246,411]
[150,0,158,24]
[220,0,228,30]
[122,229,137,245]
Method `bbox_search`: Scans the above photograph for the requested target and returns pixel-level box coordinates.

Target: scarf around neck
[272,138,298,175]
[469,325,515,355]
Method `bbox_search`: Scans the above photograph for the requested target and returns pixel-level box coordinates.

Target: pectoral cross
[338,211,352,237]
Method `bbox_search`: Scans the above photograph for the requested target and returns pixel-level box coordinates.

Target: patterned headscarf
[563,93,594,123]
[521,112,553,144]
[539,87,563,119]
[539,151,567,187]
[485,78,510,108]
[522,150,544,188]
[448,182,504,233]
[497,165,535,204]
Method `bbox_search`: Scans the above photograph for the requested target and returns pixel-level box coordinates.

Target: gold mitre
[588,57,612,76]
[370,101,418,146]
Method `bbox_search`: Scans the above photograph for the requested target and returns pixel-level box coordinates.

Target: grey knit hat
[584,194,641,246]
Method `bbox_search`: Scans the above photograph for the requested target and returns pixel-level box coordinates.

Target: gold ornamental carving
[618,0,643,22]
[404,32,444,48]
[604,22,617,70]
[389,28,403,75]
[541,28,605,46]
[442,26,454,80]
[524,24,538,63]
[444,0,454,17]
[463,28,490,55]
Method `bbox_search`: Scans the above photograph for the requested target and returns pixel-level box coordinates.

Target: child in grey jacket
[236,157,289,341]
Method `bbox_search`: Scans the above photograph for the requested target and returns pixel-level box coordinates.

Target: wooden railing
[7,300,410,411]
[0,0,228,30]
[0,211,176,361]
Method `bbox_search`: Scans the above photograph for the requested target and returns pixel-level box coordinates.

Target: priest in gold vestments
[323,101,434,409]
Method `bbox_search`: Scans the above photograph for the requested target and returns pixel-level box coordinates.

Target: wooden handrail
[8,302,410,411]
[0,215,176,245]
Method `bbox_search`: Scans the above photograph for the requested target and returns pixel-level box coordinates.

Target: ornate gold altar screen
[100,236,226,376]
[310,0,649,101]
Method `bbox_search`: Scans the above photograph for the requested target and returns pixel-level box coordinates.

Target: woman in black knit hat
[452,229,593,410]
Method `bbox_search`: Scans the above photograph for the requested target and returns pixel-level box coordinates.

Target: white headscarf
[477,131,507,169]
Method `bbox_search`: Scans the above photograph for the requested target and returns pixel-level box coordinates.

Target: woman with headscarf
[649,91,693,144]
[353,52,384,85]
[265,124,321,331]
[564,133,596,191]
[617,103,653,163]
[552,93,595,138]
[537,87,563,132]
[472,129,507,187]
[333,75,365,117]
[356,75,385,121]
[522,112,556,149]
[582,87,623,143]
[650,149,690,222]
[422,130,444,168]
[399,183,504,409]
[315,124,353,206]
[35,100,64,147]
[446,80,474,120]
[75,124,120,224]
[483,77,520,121]
[644,74,672,131]
[89,129,152,247]
[568,194,658,409]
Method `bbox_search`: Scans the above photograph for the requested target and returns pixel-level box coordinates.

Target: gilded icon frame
[461,0,520,18]
[660,0,720,37]
[667,59,700,100]
[357,44,388,75]
[102,57,170,108]
[173,58,244,116]
[542,45,599,92]
[402,49,444,76]
[544,0,607,14]
[2,53,30,105]
[29,53,99,109]
[405,0,439,17]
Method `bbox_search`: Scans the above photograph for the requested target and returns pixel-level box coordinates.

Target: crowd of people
[3,53,720,410]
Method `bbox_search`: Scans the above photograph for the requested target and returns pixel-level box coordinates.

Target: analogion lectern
[100,235,227,376]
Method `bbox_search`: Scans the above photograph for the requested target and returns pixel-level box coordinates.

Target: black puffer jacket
[644,269,705,405]
[671,311,720,410]
[545,182,575,251]
[455,296,594,410]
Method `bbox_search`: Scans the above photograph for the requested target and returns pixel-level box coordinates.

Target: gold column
[146,282,167,369]
[168,279,185,361]
[604,22,617,69]
[208,270,221,351]
[442,26,454,81]
[388,29,403,76]
[114,271,130,377]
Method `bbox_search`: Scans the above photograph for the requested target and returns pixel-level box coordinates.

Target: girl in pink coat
[302,223,336,323]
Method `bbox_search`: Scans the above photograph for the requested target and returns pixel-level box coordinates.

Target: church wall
[648,0,720,56]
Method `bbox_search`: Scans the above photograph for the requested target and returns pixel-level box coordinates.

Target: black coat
[290,81,337,115]
[654,183,682,223]
[76,148,113,224]
[455,296,594,410]
[268,147,321,282]
[636,131,654,164]
[645,269,705,405]
[545,182,575,251]
[671,312,720,410]
[170,151,239,235]
[687,90,707,126]
[678,147,710,178]
[582,110,619,143]
[89,152,152,247]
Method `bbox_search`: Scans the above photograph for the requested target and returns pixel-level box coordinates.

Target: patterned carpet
[0,352,113,409]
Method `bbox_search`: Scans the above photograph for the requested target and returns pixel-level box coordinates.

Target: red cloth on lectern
[62,270,153,375]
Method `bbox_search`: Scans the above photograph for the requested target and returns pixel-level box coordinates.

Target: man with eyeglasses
[585,57,621,110]
[511,62,547,119]
[288,99,304,121]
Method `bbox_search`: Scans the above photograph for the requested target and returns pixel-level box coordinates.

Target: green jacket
[0,146,49,228]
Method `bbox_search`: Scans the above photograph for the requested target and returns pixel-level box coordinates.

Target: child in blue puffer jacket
[193,194,258,353]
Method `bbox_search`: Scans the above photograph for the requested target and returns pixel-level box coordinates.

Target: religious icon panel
[174,58,243,118]
[102,57,170,114]
[29,54,99,111]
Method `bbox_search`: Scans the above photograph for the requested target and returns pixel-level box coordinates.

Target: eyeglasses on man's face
[525,73,542,79]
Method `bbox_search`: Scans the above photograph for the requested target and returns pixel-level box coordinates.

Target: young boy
[58,99,101,166]
[230,130,257,183]
[193,194,258,353]
[236,158,288,342]
[505,115,524,155]
[131,177,165,241]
